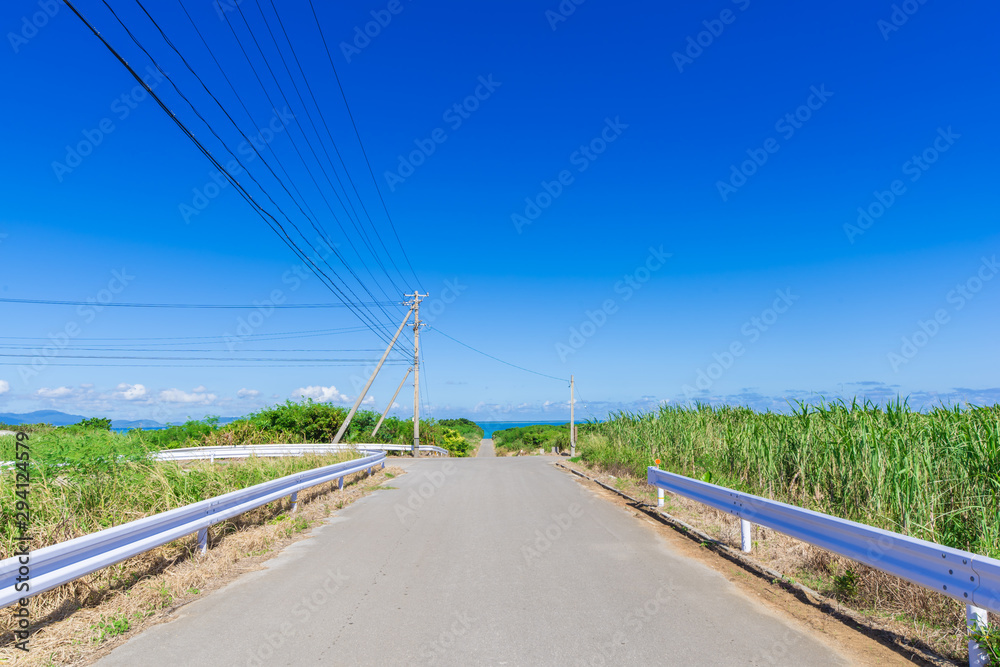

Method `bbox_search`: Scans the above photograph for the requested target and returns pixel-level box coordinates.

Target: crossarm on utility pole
[332,307,412,444]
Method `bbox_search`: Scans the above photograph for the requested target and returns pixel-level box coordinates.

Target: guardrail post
[382,460,386,469]
[338,476,344,491]
[657,488,664,508]
[289,491,298,514]
[197,528,208,555]
[967,604,989,667]
[740,519,752,553]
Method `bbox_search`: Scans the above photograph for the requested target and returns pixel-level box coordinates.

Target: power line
[255,0,408,299]
[0,298,398,309]
[63,0,411,354]
[171,0,402,308]
[307,0,421,289]
[218,0,406,310]
[119,0,409,350]
[0,353,403,362]
[572,383,600,421]
[212,0,409,336]
[0,346,387,353]
[87,0,397,347]
[0,327,371,344]
[0,361,407,368]
[427,327,569,383]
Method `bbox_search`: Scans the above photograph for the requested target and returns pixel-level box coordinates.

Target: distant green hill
[0,410,86,426]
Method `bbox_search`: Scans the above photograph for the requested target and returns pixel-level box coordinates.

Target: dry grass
[0,465,404,666]
[570,460,990,664]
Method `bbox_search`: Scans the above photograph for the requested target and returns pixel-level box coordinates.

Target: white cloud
[159,387,218,404]
[0,380,9,395]
[293,385,349,403]
[237,388,260,398]
[115,383,148,401]
[193,385,208,393]
[36,386,74,398]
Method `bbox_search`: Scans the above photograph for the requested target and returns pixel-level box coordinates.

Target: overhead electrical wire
[0,298,398,309]
[115,0,410,351]
[63,0,412,355]
[0,353,401,362]
[0,361,407,368]
[307,0,421,289]
[216,0,406,312]
[252,0,406,299]
[0,329,373,347]
[427,327,569,383]
[216,0,409,326]
[0,346,387,353]
[171,0,410,336]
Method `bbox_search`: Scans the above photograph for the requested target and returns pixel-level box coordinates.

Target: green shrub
[493,424,572,453]
[76,417,112,431]
[970,622,1000,664]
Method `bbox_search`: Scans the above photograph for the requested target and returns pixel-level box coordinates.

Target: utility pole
[406,292,428,457]
[570,375,576,457]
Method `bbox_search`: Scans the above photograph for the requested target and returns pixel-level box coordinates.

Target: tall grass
[492,424,570,453]
[0,399,484,557]
[583,400,1000,558]
[0,425,355,558]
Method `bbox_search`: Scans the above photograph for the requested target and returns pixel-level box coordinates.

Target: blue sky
[1,0,997,423]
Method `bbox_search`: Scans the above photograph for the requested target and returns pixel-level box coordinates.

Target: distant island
[0,410,239,430]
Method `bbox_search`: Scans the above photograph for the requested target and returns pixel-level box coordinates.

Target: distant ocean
[110,425,169,434]
[474,421,568,438]
[111,421,584,438]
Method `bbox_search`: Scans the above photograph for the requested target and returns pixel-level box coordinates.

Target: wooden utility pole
[407,292,428,457]
[570,375,576,457]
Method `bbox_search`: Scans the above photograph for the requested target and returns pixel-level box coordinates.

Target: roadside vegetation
[101,399,474,456]
[573,399,1000,661]
[438,418,483,456]
[0,400,479,558]
[491,423,573,454]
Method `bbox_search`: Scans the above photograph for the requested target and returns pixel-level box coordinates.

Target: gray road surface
[99,457,848,666]
[477,438,495,457]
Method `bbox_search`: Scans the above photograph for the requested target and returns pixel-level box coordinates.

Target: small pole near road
[570,375,576,457]
[740,519,752,553]
[967,604,989,667]
[655,459,664,507]
[407,292,428,457]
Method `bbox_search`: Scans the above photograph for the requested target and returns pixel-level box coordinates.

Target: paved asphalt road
[477,438,495,457]
[99,457,848,666]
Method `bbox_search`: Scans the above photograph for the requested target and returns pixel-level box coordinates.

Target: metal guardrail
[648,466,999,666]
[0,443,449,469]
[153,443,449,461]
[0,452,386,609]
